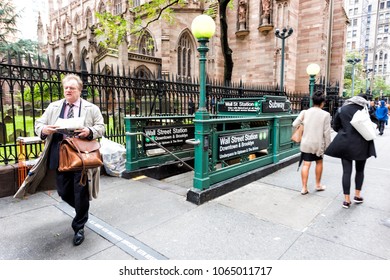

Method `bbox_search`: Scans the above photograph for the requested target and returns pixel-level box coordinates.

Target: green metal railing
[125,113,299,190]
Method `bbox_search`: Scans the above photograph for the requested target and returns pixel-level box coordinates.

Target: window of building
[354,8,358,15]
[98,1,106,13]
[347,42,351,49]
[348,31,352,38]
[53,24,58,40]
[352,30,357,37]
[384,64,387,73]
[387,1,390,8]
[385,24,389,33]
[133,0,141,6]
[56,55,61,68]
[177,32,193,78]
[67,52,74,69]
[86,8,93,27]
[384,37,388,43]
[368,5,372,12]
[386,13,390,19]
[380,51,384,60]
[355,0,359,3]
[352,41,356,49]
[62,21,66,36]
[353,19,358,26]
[380,2,385,9]
[138,31,155,56]
[349,9,353,16]
[114,0,122,15]
[75,15,81,32]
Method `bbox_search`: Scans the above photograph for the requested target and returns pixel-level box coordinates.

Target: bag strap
[68,137,88,186]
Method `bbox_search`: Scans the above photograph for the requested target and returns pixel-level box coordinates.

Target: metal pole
[193,38,211,190]
[280,38,285,93]
[309,75,315,107]
[275,28,293,94]
[351,63,355,96]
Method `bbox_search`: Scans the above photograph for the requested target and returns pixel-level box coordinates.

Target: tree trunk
[219,0,233,83]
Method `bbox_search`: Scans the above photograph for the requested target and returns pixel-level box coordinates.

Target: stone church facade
[39,0,347,94]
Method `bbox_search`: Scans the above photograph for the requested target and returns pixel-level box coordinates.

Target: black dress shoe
[73,229,85,246]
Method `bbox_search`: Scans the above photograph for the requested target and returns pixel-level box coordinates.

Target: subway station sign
[217,99,261,114]
[262,96,291,113]
[217,96,290,114]
[218,128,269,160]
[143,125,194,150]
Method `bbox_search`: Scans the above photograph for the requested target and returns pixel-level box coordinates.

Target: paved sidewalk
[0,127,390,260]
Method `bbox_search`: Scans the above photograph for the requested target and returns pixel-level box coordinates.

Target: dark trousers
[341,159,366,195]
[56,170,89,233]
[378,120,386,134]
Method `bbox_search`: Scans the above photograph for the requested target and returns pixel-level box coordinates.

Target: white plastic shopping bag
[99,137,126,177]
[350,106,377,141]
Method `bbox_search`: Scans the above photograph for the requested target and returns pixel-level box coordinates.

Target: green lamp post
[306,63,320,107]
[347,57,361,96]
[275,27,293,94]
[191,14,216,190]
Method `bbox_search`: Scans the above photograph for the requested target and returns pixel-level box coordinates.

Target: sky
[12,0,48,41]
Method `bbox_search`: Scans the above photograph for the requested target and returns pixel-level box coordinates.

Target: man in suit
[15,74,105,246]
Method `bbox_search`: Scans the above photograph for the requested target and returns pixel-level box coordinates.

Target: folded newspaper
[54,117,85,135]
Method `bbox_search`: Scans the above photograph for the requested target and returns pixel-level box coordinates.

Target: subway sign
[218,128,269,160]
[217,99,261,114]
[143,125,194,150]
[217,96,290,114]
[262,96,291,113]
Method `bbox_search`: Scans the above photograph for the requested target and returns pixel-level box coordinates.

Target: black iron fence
[1,55,341,165]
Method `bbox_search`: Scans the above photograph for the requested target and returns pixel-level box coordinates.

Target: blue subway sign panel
[218,128,269,160]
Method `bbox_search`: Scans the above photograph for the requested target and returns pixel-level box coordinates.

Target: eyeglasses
[64,86,78,91]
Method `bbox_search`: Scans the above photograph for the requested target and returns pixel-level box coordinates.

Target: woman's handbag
[350,106,377,141]
[58,137,103,185]
[291,125,304,143]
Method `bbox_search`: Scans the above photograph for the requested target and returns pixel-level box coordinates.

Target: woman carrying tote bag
[325,94,376,209]
[292,92,331,195]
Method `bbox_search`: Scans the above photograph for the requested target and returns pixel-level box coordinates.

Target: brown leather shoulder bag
[58,137,103,185]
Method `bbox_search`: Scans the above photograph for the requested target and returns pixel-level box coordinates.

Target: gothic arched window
[138,31,155,56]
[114,0,122,15]
[67,52,74,69]
[53,24,59,41]
[75,15,81,32]
[98,1,106,13]
[86,8,93,27]
[177,32,193,78]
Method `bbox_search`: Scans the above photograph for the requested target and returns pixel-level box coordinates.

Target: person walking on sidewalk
[293,91,331,195]
[14,74,105,246]
[375,100,388,135]
[325,94,376,209]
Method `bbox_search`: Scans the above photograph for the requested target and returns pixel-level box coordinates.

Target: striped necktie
[67,103,74,119]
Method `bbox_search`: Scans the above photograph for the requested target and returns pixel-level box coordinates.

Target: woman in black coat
[325,94,376,209]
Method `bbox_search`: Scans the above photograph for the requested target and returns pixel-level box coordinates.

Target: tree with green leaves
[0,0,19,44]
[372,77,390,99]
[0,39,39,60]
[95,0,235,82]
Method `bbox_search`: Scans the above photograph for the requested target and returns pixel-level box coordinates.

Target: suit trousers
[56,170,90,233]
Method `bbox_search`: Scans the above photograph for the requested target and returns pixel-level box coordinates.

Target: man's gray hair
[62,74,83,90]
